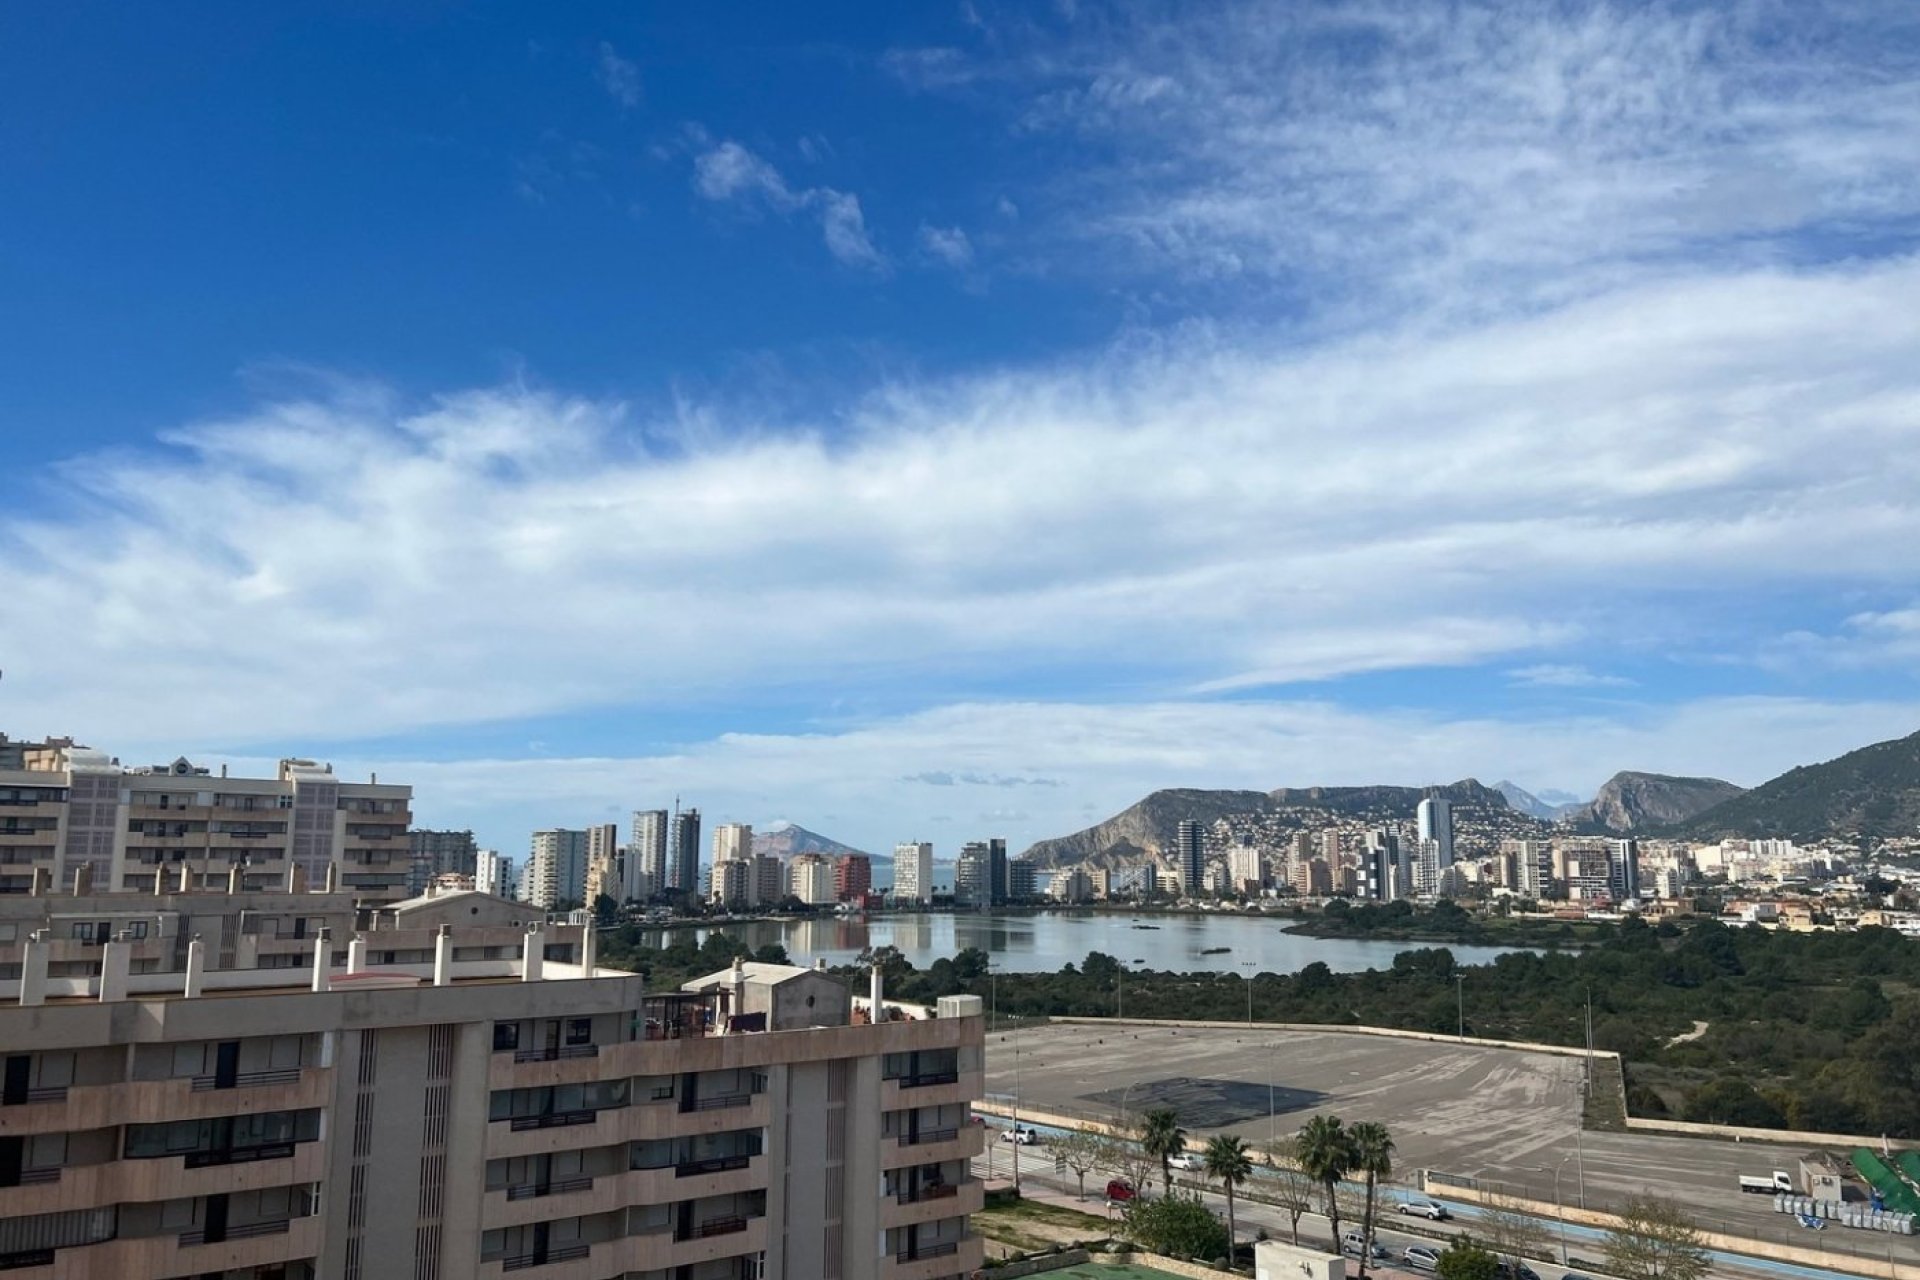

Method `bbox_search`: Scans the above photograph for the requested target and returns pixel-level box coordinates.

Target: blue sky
[4,2,1920,858]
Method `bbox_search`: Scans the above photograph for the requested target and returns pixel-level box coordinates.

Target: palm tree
[1140,1108,1187,1195]
[1294,1114,1355,1254]
[1348,1121,1396,1279]
[1203,1133,1255,1255]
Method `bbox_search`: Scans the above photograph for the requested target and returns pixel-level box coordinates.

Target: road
[983,1021,1920,1274]
[975,1121,1884,1280]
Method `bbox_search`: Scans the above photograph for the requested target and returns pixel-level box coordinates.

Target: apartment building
[892,843,933,905]
[408,829,479,897]
[0,742,413,904]
[527,831,591,910]
[788,854,836,907]
[0,891,986,1280]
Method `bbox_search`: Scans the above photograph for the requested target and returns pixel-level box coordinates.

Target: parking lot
[984,1020,1920,1268]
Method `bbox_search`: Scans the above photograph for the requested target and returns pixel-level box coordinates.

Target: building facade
[0,890,986,1280]
[0,744,413,904]
[527,830,590,909]
[892,843,934,904]
[834,855,872,903]
[670,809,702,897]
[628,810,668,902]
[1175,821,1205,899]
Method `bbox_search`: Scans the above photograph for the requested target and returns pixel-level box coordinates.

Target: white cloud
[691,140,885,270]
[892,3,1920,317]
[5,254,1920,767]
[595,41,642,108]
[918,224,974,268]
[206,694,1920,857]
[1507,664,1636,690]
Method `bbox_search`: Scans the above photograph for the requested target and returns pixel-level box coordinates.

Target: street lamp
[1240,962,1256,1026]
[1544,1154,1577,1263]
[1455,974,1466,1039]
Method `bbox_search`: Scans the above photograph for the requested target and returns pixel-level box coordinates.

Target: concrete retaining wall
[988,1248,1091,1277]
[1427,1177,1920,1280]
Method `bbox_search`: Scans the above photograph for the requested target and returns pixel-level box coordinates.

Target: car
[999,1126,1040,1145]
[1105,1179,1137,1205]
[1341,1232,1390,1261]
[1403,1245,1442,1272]
[1561,1273,1600,1280]
[1397,1198,1451,1220]
[1166,1152,1203,1172]
[1497,1265,1541,1280]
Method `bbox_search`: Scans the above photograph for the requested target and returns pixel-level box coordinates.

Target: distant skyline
[4,4,1920,858]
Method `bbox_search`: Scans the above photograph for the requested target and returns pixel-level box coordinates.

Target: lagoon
[629,909,1521,975]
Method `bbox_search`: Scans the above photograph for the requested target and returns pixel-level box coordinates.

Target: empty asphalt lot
[985,1020,1920,1265]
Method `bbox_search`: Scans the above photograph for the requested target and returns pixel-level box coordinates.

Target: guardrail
[896,1182,961,1204]
[183,1142,295,1169]
[179,1218,294,1246]
[676,1154,752,1177]
[899,1127,959,1147]
[681,1092,752,1113]
[898,1240,961,1262]
[190,1068,303,1092]
[504,1175,594,1201]
[502,1244,589,1271]
[507,1110,598,1132]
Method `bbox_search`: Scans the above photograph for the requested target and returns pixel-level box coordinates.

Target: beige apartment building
[0,886,986,1280]
[0,737,413,904]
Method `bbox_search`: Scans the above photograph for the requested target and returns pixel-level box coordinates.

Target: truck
[1740,1171,1794,1194]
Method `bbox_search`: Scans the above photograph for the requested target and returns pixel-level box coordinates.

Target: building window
[493,1022,520,1052]
[566,1019,592,1047]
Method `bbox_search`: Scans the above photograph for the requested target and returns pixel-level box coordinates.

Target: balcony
[679,1091,753,1114]
[0,1137,328,1217]
[881,1069,983,1113]
[0,1067,332,1138]
[3,1214,324,1279]
[502,1243,590,1272]
[883,1235,983,1280]
[486,1105,630,1160]
[883,1178,985,1230]
[676,1153,751,1177]
[881,1122,984,1171]
[664,1214,767,1270]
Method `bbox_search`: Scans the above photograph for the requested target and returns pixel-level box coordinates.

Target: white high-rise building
[628,808,668,900]
[1416,797,1454,869]
[474,848,511,897]
[789,852,837,905]
[527,828,590,908]
[1226,845,1267,892]
[712,822,754,867]
[894,841,935,903]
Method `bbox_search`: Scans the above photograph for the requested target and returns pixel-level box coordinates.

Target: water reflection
[633,910,1519,975]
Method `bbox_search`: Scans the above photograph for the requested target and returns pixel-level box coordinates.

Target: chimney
[28,866,48,897]
[177,861,193,894]
[869,962,884,1022]
[311,928,332,993]
[521,924,544,983]
[19,931,48,1007]
[814,957,827,971]
[183,935,205,998]
[579,920,596,977]
[227,863,243,895]
[433,924,452,987]
[288,863,307,894]
[346,935,367,975]
[220,764,228,778]
[322,862,339,894]
[153,866,167,897]
[72,863,93,895]
[98,932,131,1003]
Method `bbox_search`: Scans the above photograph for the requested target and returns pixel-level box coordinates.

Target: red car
[1105,1179,1137,1205]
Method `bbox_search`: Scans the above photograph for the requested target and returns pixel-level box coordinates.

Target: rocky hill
[1495,780,1587,821]
[1019,788,1275,869]
[750,821,870,861]
[1020,778,1533,869]
[1567,771,1745,833]
[1672,728,1920,841]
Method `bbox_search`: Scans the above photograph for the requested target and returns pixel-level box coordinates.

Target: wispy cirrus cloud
[595,41,642,108]
[692,140,886,271]
[1508,664,1636,690]
[888,2,1920,317]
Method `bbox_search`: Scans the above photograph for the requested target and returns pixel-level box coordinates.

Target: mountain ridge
[750,823,872,861]
[1670,728,1920,841]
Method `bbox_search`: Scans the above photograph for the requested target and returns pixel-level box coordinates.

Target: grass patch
[973,1194,1117,1254]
